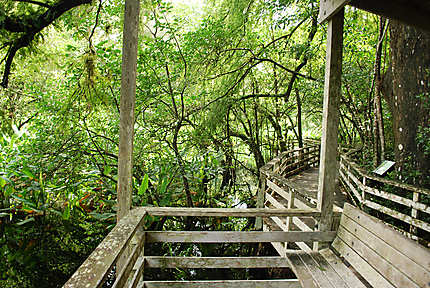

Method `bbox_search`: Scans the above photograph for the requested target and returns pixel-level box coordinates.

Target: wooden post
[410,192,419,237]
[255,171,267,230]
[316,9,344,249]
[117,0,141,222]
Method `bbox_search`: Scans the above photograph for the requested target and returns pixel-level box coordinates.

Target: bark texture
[386,21,430,185]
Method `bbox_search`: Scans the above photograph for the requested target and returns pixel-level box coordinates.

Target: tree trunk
[387,21,430,186]
[372,17,387,166]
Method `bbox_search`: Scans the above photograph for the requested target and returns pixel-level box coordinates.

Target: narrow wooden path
[286,166,348,209]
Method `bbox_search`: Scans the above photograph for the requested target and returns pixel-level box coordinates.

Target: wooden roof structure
[319,0,430,31]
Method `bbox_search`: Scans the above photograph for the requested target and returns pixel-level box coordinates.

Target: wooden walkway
[64,143,430,287]
[285,166,347,209]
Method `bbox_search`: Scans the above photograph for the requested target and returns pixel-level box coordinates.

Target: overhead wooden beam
[117,0,141,221]
[318,0,349,23]
[317,8,344,246]
[350,0,430,32]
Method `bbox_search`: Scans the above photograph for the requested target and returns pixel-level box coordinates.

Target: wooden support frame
[317,8,344,247]
[318,0,349,23]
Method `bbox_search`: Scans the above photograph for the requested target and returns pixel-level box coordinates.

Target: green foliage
[1,0,428,286]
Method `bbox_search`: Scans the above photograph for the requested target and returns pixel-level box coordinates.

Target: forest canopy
[0,0,429,287]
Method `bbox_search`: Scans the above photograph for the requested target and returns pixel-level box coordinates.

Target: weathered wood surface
[63,209,146,288]
[144,256,291,269]
[318,0,350,23]
[332,237,395,288]
[287,249,367,288]
[340,154,430,196]
[112,230,145,288]
[117,0,140,221]
[146,231,337,243]
[319,248,367,288]
[342,203,430,270]
[364,200,430,233]
[340,213,430,287]
[339,153,430,242]
[332,203,430,288]
[143,206,321,218]
[317,7,344,239]
[142,280,302,288]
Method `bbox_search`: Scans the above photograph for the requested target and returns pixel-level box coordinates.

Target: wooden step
[144,256,291,269]
[141,280,301,288]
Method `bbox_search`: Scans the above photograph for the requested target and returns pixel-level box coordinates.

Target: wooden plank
[266,178,314,209]
[297,252,338,288]
[129,255,145,288]
[143,207,321,218]
[293,217,313,232]
[63,208,146,288]
[339,162,365,191]
[144,256,291,269]
[266,193,285,209]
[340,214,430,287]
[145,231,337,243]
[364,200,430,233]
[271,216,288,231]
[340,155,430,196]
[296,241,313,253]
[364,186,430,215]
[267,176,314,210]
[143,280,302,288]
[317,8,344,243]
[336,224,420,288]
[332,237,396,288]
[318,0,350,23]
[263,222,286,257]
[319,248,368,288]
[287,252,319,288]
[342,203,430,273]
[113,230,145,288]
[338,169,362,201]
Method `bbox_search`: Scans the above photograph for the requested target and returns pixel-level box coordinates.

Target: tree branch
[12,0,52,8]
[1,0,92,88]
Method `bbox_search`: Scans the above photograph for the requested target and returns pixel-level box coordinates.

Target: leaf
[11,194,35,207]
[89,212,115,221]
[0,176,7,188]
[62,205,70,220]
[138,174,149,195]
[16,217,35,226]
[22,168,35,179]
[0,212,9,218]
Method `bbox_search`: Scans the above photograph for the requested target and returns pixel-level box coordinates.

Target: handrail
[64,206,331,287]
[339,152,430,245]
[63,207,147,288]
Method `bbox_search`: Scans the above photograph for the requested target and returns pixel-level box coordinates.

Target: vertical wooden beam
[317,9,344,247]
[117,0,141,222]
[255,171,267,230]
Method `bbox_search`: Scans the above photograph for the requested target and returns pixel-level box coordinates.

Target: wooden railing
[256,141,320,215]
[64,207,336,288]
[255,141,345,253]
[339,152,430,245]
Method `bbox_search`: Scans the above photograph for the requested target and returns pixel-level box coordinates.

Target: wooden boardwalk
[286,166,348,209]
